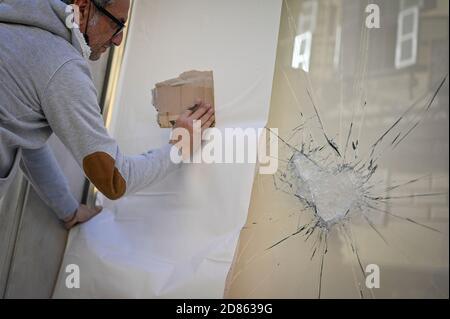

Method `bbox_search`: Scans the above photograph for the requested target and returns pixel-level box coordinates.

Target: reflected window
[395,6,419,69]
[292,31,312,72]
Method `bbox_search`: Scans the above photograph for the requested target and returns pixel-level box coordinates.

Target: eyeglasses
[90,0,126,37]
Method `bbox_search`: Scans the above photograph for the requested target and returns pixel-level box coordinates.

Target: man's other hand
[64,204,103,230]
[170,99,215,155]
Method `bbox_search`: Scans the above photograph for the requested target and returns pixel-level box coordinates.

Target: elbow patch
[83,152,126,200]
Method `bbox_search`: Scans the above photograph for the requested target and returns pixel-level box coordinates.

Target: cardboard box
[151,70,215,128]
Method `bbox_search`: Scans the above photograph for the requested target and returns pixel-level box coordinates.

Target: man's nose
[111,32,124,46]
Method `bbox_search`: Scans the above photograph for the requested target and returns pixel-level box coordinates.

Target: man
[0,0,215,229]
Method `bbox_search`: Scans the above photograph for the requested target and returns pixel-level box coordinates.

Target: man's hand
[170,99,215,156]
[64,204,103,230]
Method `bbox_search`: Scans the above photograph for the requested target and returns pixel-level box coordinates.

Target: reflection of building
[235,0,449,297]
[291,0,448,93]
[291,0,319,72]
[228,0,448,299]
[293,0,449,225]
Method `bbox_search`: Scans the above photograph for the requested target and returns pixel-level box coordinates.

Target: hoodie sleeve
[41,58,181,200]
[20,143,79,220]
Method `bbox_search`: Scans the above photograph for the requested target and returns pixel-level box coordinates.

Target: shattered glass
[225,0,449,298]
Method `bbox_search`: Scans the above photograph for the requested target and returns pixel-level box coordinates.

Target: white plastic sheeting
[53,0,282,298]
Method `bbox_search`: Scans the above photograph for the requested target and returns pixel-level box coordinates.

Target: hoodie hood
[0,0,91,59]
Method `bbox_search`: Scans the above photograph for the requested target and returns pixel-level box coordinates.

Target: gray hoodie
[0,0,179,219]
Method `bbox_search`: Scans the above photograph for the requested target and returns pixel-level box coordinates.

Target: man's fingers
[201,115,215,129]
[179,101,202,121]
[64,205,103,230]
[189,102,210,120]
[64,217,78,230]
[87,206,103,220]
[180,109,192,118]
[199,107,214,126]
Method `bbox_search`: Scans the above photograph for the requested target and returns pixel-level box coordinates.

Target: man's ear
[72,0,91,31]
